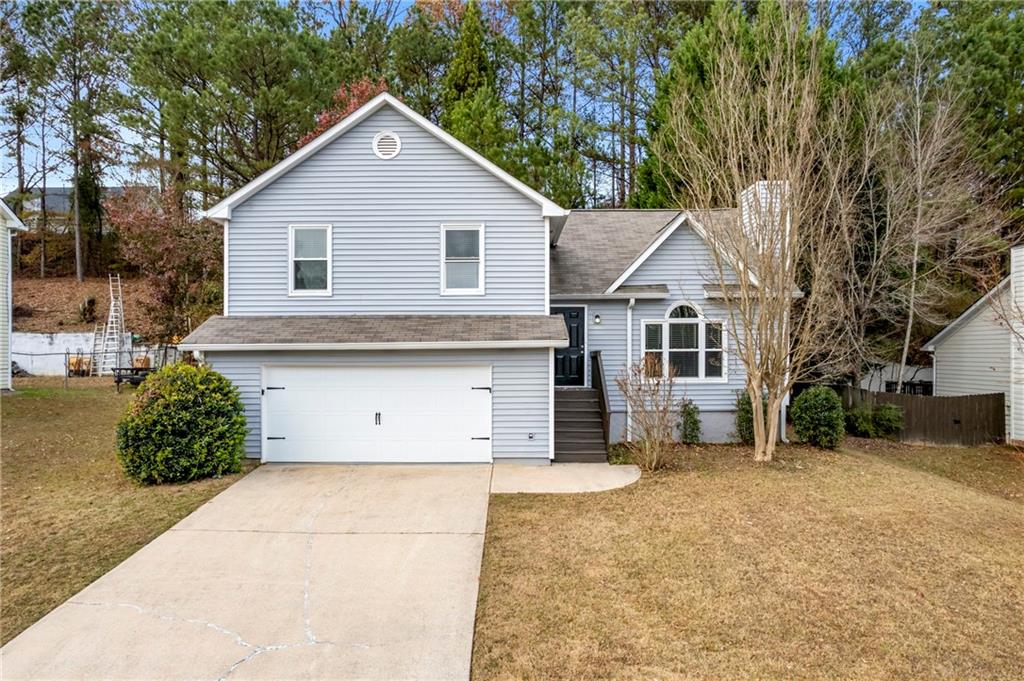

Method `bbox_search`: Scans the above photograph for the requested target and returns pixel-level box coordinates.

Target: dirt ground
[12,276,158,338]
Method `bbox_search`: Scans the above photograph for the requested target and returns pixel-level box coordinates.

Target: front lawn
[473,442,1024,680]
[0,377,253,644]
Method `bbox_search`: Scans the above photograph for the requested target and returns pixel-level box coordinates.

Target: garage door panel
[263,365,492,463]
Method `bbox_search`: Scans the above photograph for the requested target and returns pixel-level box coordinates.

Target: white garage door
[262,365,493,463]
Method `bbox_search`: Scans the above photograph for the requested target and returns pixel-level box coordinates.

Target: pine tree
[918,2,1024,218]
[440,0,509,166]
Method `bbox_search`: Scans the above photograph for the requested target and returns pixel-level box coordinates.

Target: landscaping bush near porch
[117,365,247,484]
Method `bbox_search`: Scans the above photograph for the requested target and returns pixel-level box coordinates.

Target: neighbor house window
[289,224,332,295]
[441,224,484,295]
[642,303,725,381]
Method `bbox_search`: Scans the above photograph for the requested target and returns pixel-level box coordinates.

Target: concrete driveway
[1,464,492,681]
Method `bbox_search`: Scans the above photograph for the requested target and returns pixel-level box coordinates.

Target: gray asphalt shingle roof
[550,208,739,296]
[179,315,569,348]
[550,210,681,296]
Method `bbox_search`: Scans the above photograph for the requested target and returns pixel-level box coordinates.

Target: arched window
[668,304,699,319]
[642,302,725,381]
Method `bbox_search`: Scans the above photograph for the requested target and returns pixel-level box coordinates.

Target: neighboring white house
[858,362,933,394]
[923,245,1024,443]
[1,201,28,390]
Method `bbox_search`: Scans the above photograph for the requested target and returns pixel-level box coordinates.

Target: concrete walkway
[1,461,639,681]
[491,462,641,494]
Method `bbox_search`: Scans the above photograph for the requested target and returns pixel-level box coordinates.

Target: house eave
[179,339,569,352]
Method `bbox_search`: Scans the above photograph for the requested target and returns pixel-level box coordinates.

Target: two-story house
[180,93,749,464]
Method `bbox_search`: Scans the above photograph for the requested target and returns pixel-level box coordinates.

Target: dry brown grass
[473,443,1024,680]
[1,377,254,643]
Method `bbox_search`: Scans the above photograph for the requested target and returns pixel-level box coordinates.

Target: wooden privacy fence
[837,387,1005,446]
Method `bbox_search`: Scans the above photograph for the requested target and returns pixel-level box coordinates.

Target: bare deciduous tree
[885,43,1006,391]
[615,361,678,471]
[827,65,1004,387]
[653,3,851,462]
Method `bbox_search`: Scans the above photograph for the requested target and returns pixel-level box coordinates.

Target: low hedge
[116,364,247,484]
[791,386,845,449]
[678,399,702,444]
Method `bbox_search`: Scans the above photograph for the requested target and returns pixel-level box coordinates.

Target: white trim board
[0,201,27,231]
[181,339,569,352]
[202,93,568,222]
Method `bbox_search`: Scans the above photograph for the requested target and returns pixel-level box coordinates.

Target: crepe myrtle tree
[651,2,853,462]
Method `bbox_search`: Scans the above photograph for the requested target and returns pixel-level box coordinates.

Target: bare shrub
[616,361,678,471]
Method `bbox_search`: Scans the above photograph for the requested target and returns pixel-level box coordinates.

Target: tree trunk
[40,115,48,279]
[72,121,83,283]
[896,237,920,393]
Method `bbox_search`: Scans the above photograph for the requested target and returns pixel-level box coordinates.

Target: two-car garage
[261,365,494,463]
[179,314,568,464]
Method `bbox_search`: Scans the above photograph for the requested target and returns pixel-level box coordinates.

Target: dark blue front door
[553,306,585,386]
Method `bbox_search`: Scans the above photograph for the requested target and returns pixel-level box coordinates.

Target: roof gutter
[179,339,569,352]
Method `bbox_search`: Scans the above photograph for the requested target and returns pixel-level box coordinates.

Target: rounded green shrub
[845,405,876,438]
[791,386,845,449]
[735,391,755,444]
[117,364,247,484]
[677,399,702,444]
[872,403,904,438]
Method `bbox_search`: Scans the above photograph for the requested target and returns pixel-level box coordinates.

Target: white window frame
[641,301,728,383]
[288,224,332,297]
[440,223,485,296]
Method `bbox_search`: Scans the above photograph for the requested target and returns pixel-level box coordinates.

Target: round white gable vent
[372,130,401,159]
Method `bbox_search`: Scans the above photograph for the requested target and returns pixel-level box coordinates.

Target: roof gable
[204,93,566,222]
[0,201,27,231]
[923,278,1010,351]
[550,210,680,296]
[604,209,747,294]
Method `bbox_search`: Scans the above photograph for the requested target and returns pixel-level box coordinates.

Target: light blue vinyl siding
[558,221,747,441]
[204,348,551,460]
[625,223,746,411]
[227,107,546,315]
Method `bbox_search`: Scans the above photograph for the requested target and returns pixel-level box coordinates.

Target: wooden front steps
[554,388,608,463]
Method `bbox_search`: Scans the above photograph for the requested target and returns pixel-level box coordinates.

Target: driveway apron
[1,464,492,681]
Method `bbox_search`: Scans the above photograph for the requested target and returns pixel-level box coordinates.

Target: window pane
[294,228,327,259]
[669,351,698,378]
[669,305,698,319]
[706,323,723,349]
[705,350,724,377]
[645,323,662,350]
[446,261,479,289]
[294,260,327,290]
[669,323,698,349]
[643,352,663,378]
[445,229,480,258]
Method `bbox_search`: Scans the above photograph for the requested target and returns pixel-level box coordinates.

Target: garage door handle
[471,386,492,392]
[266,436,286,441]
[471,437,490,441]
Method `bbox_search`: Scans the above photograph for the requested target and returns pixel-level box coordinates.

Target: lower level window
[643,305,725,380]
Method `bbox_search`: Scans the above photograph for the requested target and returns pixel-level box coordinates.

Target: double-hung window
[643,304,726,381]
[441,224,484,295]
[289,224,331,295]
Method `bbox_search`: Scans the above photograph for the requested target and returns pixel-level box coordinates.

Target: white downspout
[625,297,636,439]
